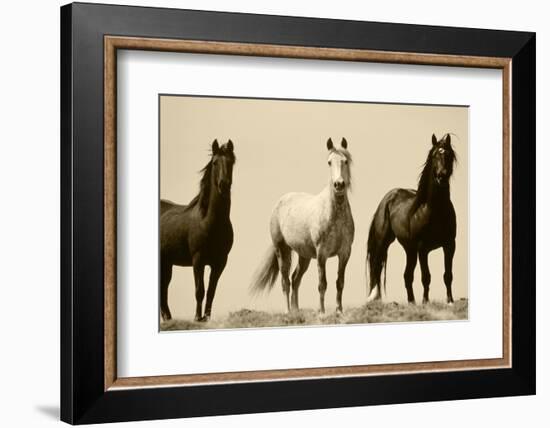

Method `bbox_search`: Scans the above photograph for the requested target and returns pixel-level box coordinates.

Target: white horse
[250,138,355,313]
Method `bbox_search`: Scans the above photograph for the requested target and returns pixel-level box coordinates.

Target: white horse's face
[326,138,351,196]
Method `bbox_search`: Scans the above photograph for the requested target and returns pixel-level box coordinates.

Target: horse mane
[415,134,457,205]
[330,148,353,164]
[185,146,236,217]
[184,161,213,217]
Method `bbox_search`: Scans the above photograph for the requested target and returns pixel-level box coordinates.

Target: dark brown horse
[160,139,235,321]
[366,134,457,304]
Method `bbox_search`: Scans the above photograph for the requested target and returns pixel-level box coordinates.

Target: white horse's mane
[328,148,353,163]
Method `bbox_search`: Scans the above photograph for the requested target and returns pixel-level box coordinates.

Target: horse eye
[328,161,332,166]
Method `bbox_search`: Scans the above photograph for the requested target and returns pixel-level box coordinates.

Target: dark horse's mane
[414,133,457,206]
[185,147,236,217]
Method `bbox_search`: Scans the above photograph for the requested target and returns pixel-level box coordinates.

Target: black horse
[366,133,457,304]
[160,139,235,321]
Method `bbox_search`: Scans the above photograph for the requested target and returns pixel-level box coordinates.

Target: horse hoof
[422,299,429,305]
[447,301,454,307]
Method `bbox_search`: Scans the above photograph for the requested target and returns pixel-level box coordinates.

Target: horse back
[161,201,234,266]
[383,187,456,247]
[160,199,180,216]
[271,190,354,259]
[160,202,194,265]
[375,188,416,225]
[270,192,318,257]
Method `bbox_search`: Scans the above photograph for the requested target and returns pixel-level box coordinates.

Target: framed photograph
[61,2,535,424]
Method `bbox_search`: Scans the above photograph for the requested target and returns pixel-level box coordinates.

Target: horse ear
[341,138,348,149]
[432,134,438,146]
[212,139,220,154]
[444,134,451,145]
[226,139,234,152]
[327,138,334,151]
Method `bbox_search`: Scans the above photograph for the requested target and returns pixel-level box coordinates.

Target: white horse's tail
[249,245,279,295]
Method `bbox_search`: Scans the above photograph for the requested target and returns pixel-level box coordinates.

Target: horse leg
[443,241,455,304]
[336,252,350,313]
[317,256,328,313]
[291,256,310,312]
[192,257,206,322]
[275,244,292,313]
[404,248,417,304]
[418,248,431,304]
[204,258,227,321]
[160,262,173,321]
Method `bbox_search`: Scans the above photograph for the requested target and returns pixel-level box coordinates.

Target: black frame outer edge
[60,4,74,425]
[510,35,536,392]
[60,2,536,424]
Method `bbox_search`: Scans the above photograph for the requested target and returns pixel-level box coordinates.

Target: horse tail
[250,245,280,295]
[366,197,393,298]
[366,220,387,296]
[383,256,388,296]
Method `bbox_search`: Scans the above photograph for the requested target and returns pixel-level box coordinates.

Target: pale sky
[160,95,468,319]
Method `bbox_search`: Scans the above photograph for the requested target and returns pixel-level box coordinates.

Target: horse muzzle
[333,180,346,194]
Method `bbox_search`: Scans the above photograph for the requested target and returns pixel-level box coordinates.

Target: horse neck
[321,185,350,219]
[203,184,231,225]
[415,176,450,210]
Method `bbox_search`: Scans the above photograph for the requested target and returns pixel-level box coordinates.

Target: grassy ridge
[161,298,468,331]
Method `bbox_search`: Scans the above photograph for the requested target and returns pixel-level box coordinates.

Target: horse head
[430,133,456,187]
[211,139,236,197]
[326,137,352,197]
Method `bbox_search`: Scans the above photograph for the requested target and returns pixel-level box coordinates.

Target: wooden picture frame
[61,2,535,424]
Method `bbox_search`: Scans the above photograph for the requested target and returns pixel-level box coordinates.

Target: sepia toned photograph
[60,6,534,422]
[159,95,468,331]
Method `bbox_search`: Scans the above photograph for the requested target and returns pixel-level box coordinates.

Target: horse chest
[189,222,233,259]
[313,210,354,257]
[411,206,455,248]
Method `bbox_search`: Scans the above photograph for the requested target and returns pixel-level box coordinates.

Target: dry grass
[161,298,468,331]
